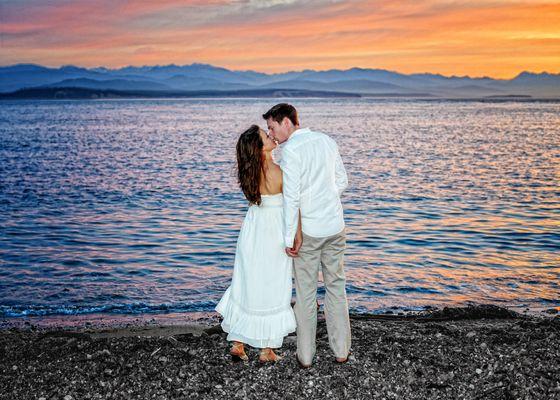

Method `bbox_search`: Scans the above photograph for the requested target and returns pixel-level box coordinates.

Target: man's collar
[287,127,310,141]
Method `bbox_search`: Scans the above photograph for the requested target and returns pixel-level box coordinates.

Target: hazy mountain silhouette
[1,63,558,98]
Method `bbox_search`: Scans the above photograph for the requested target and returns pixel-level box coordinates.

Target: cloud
[1,0,559,77]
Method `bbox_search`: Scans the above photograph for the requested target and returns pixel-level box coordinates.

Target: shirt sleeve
[280,146,301,248]
[334,143,348,196]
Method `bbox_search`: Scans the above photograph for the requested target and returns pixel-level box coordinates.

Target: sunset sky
[1,0,559,78]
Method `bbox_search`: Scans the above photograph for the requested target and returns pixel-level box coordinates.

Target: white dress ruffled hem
[216,287,295,348]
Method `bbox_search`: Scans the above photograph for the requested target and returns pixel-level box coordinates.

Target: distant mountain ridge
[1,63,558,98]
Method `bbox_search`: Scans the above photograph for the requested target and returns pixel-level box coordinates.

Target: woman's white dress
[215,192,296,348]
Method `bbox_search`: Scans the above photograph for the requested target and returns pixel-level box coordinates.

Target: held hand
[285,247,298,258]
[285,231,303,258]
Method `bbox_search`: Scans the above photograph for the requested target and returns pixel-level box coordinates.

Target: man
[263,103,351,368]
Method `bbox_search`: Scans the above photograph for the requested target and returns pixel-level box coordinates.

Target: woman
[216,124,299,363]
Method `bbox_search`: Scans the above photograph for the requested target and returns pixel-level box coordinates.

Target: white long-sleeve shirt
[279,127,348,247]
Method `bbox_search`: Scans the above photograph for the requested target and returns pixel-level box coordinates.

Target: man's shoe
[295,354,311,369]
[335,351,351,364]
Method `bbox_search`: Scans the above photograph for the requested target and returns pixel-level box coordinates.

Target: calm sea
[0,98,559,321]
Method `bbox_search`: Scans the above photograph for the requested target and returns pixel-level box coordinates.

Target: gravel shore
[1,305,559,400]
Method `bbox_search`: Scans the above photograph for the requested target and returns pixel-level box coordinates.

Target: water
[0,98,559,321]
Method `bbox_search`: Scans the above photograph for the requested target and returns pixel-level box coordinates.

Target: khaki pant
[293,230,351,365]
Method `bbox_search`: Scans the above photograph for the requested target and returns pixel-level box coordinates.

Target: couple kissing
[216,103,351,367]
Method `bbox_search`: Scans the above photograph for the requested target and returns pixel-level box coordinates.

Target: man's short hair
[262,103,299,126]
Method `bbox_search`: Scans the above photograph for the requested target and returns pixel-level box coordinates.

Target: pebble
[64,396,73,400]
[466,331,476,338]
[2,304,557,400]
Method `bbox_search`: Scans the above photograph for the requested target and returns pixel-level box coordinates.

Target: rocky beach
[1,305,559,400]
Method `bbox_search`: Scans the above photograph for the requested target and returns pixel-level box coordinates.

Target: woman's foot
[259,348,282,363]
[230,341,248,362]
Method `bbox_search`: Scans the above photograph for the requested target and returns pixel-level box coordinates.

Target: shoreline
[1,301,557,333]
[1,304,558,400]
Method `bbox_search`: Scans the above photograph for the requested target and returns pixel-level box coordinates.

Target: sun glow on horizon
[1,0,559,79]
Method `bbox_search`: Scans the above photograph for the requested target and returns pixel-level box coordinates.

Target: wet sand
[1,305,559,400]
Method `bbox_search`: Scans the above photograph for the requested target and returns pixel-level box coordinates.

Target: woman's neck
[263,150,274,166]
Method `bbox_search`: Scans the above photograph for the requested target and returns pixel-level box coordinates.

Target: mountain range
[1,63,559,99]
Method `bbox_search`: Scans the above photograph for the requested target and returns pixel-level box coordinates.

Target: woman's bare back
[260,160,283,195]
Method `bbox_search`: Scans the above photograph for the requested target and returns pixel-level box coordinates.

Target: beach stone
[2,306,559,400]
[64,396,73,400]
[466,331,476,338]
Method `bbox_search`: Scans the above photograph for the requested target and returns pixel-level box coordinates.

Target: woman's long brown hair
[236,125,265,205]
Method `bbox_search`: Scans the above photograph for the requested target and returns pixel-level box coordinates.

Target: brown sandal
[259,348,282,363]
[230,342,248,362]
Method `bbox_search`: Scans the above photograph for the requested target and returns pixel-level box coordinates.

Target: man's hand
[285,247,298,257]
[285,230,303,258]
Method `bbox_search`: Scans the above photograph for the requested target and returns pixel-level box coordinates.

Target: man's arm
[281,147,301,249]
[288,210,303,257]
[334,143,348,196]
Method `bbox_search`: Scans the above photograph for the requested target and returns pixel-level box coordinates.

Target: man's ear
[282,117,292,129]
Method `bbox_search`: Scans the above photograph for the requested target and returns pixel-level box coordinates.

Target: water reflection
[0,99,558,318]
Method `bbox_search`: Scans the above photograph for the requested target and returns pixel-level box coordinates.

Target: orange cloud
[1,0,559,77]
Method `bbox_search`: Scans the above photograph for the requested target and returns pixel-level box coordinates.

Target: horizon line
[2,62,558,81]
